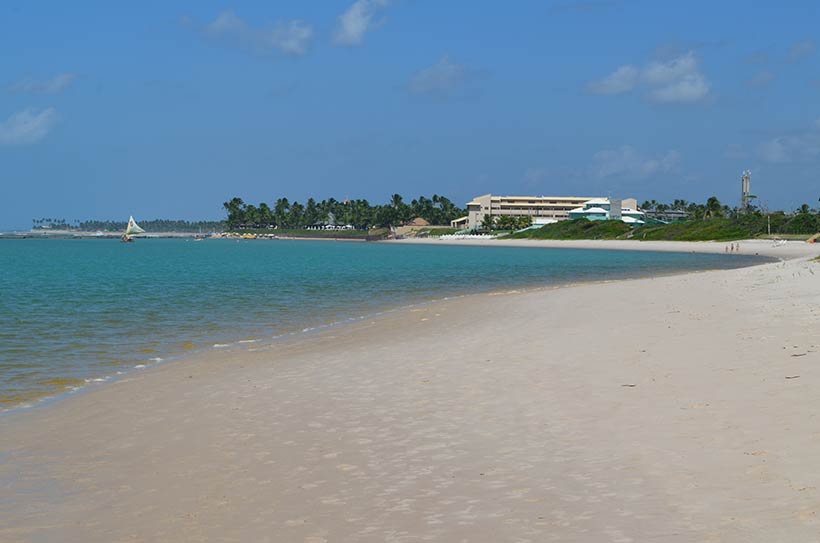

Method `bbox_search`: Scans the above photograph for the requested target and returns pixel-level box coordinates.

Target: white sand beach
[391,236,819,260]
[2,242,820,542]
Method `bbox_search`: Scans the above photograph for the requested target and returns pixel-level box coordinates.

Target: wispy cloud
[0,108,59,146]
[408,56,477,99]
[746,70,775,88]
[200,10,313,56]
[586,65,638,95]
[744,50,770,65]
[6,73,76,94]
[758,139,789,163]
[757,119,820,163]
[758,134,820,163]
[787,39,815,63]
[592,145,680,178]
[723,143,748,160]
[548,1,623,15]
[334,0,390,46]
[587,51,709,103]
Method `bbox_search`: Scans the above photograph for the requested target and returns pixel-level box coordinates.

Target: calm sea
[0,238,764,408]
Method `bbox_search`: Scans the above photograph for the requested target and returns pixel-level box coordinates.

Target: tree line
[77,219,227,233]
[223,194,465,230]
[641,197,729,219]
[481,214,532,231]
[641,196,820,234]
[32,218,76,229]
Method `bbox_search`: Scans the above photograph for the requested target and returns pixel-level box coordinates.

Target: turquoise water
[0,238,765,408]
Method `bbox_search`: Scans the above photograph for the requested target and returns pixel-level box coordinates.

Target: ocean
[0,238,764,409]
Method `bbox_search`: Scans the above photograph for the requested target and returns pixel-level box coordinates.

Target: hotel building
[460,194,639,230]
[567,198,644,224]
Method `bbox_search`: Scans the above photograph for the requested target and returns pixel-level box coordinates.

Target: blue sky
[2,0,819,229]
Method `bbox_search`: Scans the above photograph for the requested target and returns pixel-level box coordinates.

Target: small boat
[121,216,145,242]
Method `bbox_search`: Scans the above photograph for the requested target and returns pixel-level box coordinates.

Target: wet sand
[2,245,820,542]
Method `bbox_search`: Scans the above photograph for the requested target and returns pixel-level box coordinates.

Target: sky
[2,0,820,229]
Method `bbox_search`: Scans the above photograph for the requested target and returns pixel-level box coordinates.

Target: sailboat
[121,215,145,242]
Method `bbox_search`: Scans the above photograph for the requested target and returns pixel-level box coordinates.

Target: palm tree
[304,198,319,226]
[223,197,245,228]
[258,202,273,227]
[704,196,723,219]
[288,201,305,227]
[481,214,495,231]
[274,198,290,227]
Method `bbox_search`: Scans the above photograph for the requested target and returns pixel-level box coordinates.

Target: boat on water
[121,216,145,242]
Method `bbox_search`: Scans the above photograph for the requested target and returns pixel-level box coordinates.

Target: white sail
[125,216,145,235]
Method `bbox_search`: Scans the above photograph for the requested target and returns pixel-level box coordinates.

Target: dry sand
[2,242,820,542]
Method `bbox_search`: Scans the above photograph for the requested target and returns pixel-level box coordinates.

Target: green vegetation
[225,228,373,239]
[636,212,818,241]
[76,219,226,233]
[414,227,459,237]
[635,216,763,241]
[507,196,820,242]
[481,214,532,231]
[507,219,631,240]
[31,218,75,229]
[223,194,464,230]
[640,197,723,220]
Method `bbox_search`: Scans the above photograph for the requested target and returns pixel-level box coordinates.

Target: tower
[741,170,751,210]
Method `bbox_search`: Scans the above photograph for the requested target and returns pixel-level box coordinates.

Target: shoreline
[2,251,820,540]
[387,236,820,260]
[0,245,775,415]
[0,248,820,543]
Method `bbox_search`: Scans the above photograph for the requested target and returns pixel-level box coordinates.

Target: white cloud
[585,65,638,95]
[588,51,709,103]
[758,134,820,163]
[548,1,623,15]
[642,53,698,85]
[0,108,59,146]
[746,70,775,88]
[787,39,815,63]
[204,10,313,56]
[408,56,473,98]
[334,0,389,46]
[745,50,769,65]
[758,138,789,163]
[649,72,709,103]
[757,119,820,163]
[7,73,76,94]
[723,143,748,160]
[592,145,680,178]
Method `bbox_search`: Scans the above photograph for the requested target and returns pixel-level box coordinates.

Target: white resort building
[464,194,596,230]
[460,194,642,229]
[567,198,645,225]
